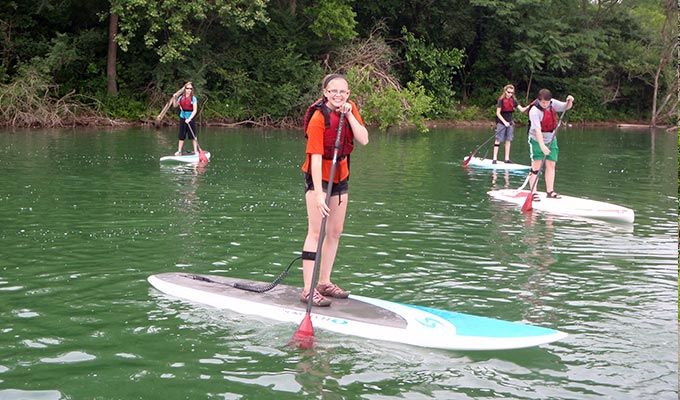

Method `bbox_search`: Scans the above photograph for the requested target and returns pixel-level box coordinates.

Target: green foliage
[402,81,433,132]
[464,0,669,120]
[449,105,484,122]
[347,67,432,132]
[307,1,358,42]
[111,0,269,64]
[205,42,324,121]
[0,0,671,127]
[196,8,326,123]
[509,43,544,75]
[402,28,464,117]
[99,95,149,119]
[362,86,403,132]
[46,30,109,97]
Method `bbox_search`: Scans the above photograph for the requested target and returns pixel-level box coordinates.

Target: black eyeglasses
[186,87,193,90]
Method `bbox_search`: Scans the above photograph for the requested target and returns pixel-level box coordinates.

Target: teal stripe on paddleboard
[405,304,559,338]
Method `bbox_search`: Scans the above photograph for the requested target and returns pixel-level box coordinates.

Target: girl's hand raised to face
[340,102,352,114]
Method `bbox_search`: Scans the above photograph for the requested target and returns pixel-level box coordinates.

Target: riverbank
[148,118,670,130]
[1,115,671,131]
[424,119,672,130]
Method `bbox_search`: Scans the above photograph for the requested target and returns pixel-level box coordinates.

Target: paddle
[516,169,532,192]
[185,120,209,164]
[290,111,347,349]
[462,131,496,166]
[155,97,174,128]
[178,102,209,164]
[521,110,567,212]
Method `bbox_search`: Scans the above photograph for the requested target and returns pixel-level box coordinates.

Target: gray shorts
[495,123,514,142]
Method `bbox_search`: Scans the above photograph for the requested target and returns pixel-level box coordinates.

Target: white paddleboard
[464,156,530,171]
[148,273,567,350]
[160,152,211,163]
[488,189,635,223]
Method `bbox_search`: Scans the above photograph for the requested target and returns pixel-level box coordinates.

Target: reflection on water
[160,163,205,245]
[491,169,511,190]
[0,127,676,399]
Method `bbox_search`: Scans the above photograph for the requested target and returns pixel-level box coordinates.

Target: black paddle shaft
[305,111,346,314]
[463,130,496,165]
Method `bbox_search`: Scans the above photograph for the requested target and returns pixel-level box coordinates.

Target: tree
[622,0,678,126]
[106,11,118,96]
[402,28,464,117]
[307,0,358,42]
[649,0,677,126]
[111,0,270,64]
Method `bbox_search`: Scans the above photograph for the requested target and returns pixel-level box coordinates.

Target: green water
[0,126,676,399]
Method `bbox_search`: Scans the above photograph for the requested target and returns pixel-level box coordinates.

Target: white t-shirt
[529,99,567,143]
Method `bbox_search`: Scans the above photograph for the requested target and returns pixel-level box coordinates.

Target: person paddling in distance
[527,89,574,200]
[300,74,369,307]
[493,84,529,164]
[171,82,198,156]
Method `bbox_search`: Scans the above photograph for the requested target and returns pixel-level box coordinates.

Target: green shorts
[529,137,559,162]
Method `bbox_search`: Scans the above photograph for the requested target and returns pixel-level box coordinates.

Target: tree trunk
[525,71,533,104]
[107,13,119,96]
[650,0,676,127]
[651,61,661,127]
[290,0,296,15]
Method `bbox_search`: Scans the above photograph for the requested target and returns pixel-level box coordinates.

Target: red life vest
[178,95,194,112]
[528,100,558,133]
[304,100,354,159]
[500,97,515,112]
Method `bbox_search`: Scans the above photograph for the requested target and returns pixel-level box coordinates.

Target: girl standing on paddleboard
[172,82,199,156]
[300,74,369,306]
[493,84,529,164]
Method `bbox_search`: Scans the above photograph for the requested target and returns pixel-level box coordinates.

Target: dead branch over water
[335,26,400,92]
[0,69,120,128]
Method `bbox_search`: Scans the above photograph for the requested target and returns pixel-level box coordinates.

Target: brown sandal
[316,282,349,299]
[300,289,331,307]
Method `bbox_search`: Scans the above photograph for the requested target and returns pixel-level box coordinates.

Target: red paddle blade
[521,192,533,212]
[289,313,315,349]
[198,150,209,164]
[462,150,476,166]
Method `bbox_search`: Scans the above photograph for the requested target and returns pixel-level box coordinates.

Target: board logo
[416,317,442,329]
